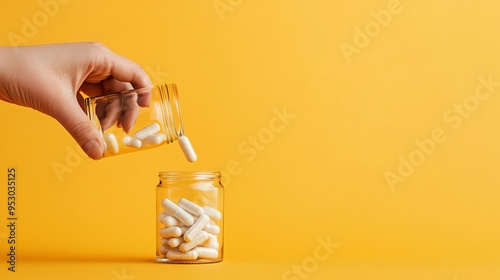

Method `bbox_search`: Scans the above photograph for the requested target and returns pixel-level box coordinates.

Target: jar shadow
[20,255,155,263]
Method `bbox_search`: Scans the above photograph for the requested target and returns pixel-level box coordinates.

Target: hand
[0,42,153,159]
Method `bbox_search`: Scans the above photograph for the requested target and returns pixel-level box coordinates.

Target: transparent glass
[156,172,224,264]
[83,84,184,157]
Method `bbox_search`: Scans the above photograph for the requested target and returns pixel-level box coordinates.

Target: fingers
[120,92,140,133]
[54,43,154,158]
[84,43,153,107]
[96,95,122,131]
[95,91,140,133]
[53,95,105,160]
[80,44,153,135]
[79,82,105,98]
[107,51,153,106]
[108,55,152,108]
[98,78,140,133]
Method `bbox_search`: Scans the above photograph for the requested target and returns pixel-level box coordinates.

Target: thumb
[52,99,105,160]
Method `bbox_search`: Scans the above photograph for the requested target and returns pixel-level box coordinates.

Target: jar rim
[159,171,221,180]
[82,86,153,102]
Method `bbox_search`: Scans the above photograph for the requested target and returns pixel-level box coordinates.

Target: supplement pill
[180,226,189,234]
[178,198,204,216]
[168,237,183,248]
[123,135,142,148]
[159,245,170,256]
[134,123,161,140]
[203,206,222,221]
[160,245,179,255]
[161,199,194,226]
[158,210,168,223]
[162,216,182,227]
[204,223,221,235]
[159,227,182,238]
[178,135,197,162]
[202,233,219,249]
[143,134,166,146]
[179,231,209,252]
[184,214,210,242]
[167,250,198,261]
[195,247,219,259]
[104,133,119,154]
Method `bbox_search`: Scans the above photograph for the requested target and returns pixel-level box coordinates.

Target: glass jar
[82,84,185,157]
[156,172,224,264]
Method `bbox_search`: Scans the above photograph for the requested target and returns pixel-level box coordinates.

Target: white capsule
[168,237,184,248]
[157,210,168,223]
[161,199,194,226]
[159,227,182,238]
[159,245,169,256]
[130,138,142,148]
[167,250,198,261]
[204,223,221,235]
[202,233,219,249]
[162,215,181,227]
[180,231,209,252]
[143,133,166,146]
[180,226,189,234]
[159,245,179,256]
[184,214,210,242]
[178,135,197,162]
[203,206,222,221]
[195,247,219,259]
[178,198,204,217]
[123,135,142,148]
[104,133,119,154]
[123,135,132,145]
[134,123,161,140]
[160,238,169,246]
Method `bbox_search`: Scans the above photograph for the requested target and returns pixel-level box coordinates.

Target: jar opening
[158,84,184,142]
[82,86,153,102]
[159,171,221,180]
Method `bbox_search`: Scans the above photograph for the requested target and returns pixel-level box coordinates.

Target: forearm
[0,46,15,104]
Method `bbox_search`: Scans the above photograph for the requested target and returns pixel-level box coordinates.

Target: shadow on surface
[20,255,155,263]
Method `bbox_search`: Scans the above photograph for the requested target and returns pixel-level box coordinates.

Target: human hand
[0,42,153,159]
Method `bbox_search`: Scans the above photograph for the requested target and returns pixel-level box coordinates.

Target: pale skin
[0,42,153,159]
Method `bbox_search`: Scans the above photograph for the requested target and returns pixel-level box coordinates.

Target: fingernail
[82,139,103,160]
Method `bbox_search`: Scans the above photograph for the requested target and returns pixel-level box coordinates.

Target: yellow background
[1,0,500,279]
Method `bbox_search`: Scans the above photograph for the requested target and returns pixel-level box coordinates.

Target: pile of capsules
[103,122,197,162]
[158,198,221,261]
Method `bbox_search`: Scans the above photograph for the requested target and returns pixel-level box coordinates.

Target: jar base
[156,256,223,264]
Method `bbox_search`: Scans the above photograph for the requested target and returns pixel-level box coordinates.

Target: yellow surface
[1,0,500,279]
